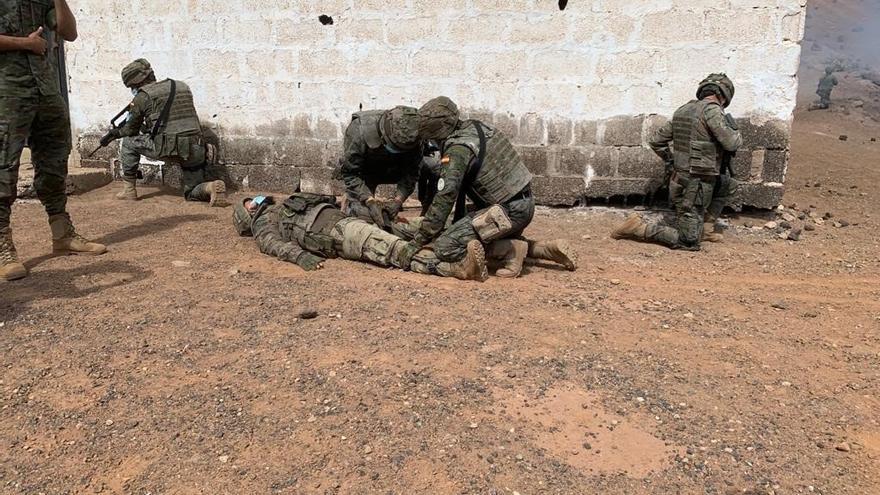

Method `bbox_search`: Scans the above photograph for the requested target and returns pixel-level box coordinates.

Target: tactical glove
[397,242,421,271]
[366,199,388,228]
[295,252,325,271]
[384,199,404,220]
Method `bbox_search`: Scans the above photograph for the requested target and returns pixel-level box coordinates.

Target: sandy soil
[2,3,880,495]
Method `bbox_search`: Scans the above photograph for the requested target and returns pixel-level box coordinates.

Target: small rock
[469,422,479,429]
[363,445,373,455]
[104,419,114,426]
[171,260,191,268]
[838,219,850,227]
[804,224,816,232]
[298,309,319,320]
[871,137,877,142]
[781,212,796,222]
[778,231,790,240]
[219,455,230,463]
[610,279,621,285]
[823,212,834,220]
[780,221,792,230]
[583,442,592,450]
[839,135,848,141]
[788,228,802,241]
[835,442,851,452]
[771,301,788,310]
[781,381,792,387]
[228,268,241,276]
[764,221,778,230]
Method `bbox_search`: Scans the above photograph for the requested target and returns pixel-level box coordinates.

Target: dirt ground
[3,5,880,495]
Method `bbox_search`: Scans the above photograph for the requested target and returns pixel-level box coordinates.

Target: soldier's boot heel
[49,214,108,256]
[527,239,578,271]
[207,180,229,208]
[0,229,28,281]
[488,239,528,279]
[611,214,648,240]
[437,240,489,282]
[701,222,724,243]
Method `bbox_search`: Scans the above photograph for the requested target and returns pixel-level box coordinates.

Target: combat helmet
[380,106,421,151]
[825,66,834,75]
[697,73,735,107]
[418,96,460,141]
[121,58,155,88]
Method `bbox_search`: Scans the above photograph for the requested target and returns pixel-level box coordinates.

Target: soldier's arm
[339,123,374,202]
[395,159,420,203]
[252,206,307,264]
[53,0,78,41]
[704,104,742,152]
[114,93,150,138]
[413,146,471,246]
[648,121,674,163]
[0,30,46,54]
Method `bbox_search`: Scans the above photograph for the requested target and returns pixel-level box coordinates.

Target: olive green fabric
[339,109,422,217]
[418,96,460,140]
[0,93,71,230]
[430,195,534,262]
[443,121,533,205]
[0,0,60,98]
[121,58,153,88]
[119,134,210,201]
[697,73,735,107]
[649,99,742,176]
[816,73,838,108]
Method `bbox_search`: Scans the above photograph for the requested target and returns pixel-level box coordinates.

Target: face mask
[131,88,139,96]
[384,143,405,154]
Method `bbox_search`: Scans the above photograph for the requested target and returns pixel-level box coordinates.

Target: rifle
[86,106,129,158]
[721,150,736,179]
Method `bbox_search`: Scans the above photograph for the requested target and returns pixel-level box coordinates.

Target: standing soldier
[612,74,742,250]
[812,66,838,110]
[399,96,575,278]
[1,0,107,281]
[97,59,228,206]
[338,106,424,227]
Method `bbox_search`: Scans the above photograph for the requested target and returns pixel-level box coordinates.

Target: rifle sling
[150,79,177,140]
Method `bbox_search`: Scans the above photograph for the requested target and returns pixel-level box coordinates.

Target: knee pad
[472,205,513,242]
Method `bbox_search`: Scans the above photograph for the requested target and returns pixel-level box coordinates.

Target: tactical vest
[139,79,202,138]
[671,99,723,176]
[443,121,532,205]
[279,192,344,258]
[350,110,385,149]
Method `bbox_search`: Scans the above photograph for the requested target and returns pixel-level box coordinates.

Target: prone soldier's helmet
[232,199,254,237]
[697,73,735,108]
[380,106,421,151]
[418,96,460,141]
[121,58,155,88]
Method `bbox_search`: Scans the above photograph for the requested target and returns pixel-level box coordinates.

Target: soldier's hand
[366,199,387,228]
[385,198,404,219]
[99,131,116,147]
[25,27,47,55]
[295,252,325,271]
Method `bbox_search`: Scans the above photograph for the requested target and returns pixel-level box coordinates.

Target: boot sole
[1,269,28,281]
[465,240,489,282]
[548,240,578,271]
[210,181,229,208]
[52,248,108,256]
[496,240,528,279]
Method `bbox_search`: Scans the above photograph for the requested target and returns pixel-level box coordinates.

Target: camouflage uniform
[410,97,534,263]
[107,61,216,201]
[621,74,742,250]
[339,106,424,222]
[816,69,838,109]
[233,193,486,280]
[0,0,71,231]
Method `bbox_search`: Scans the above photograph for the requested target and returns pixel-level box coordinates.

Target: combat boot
[434,240,489,282]
[701,223,724,243]
[49,214,107,256]
[488,239,528,278]
[611,214,648,240]
[0,228,28,281]
[115,179,138,200]
[206,180,229,207]
[527,239,578,271]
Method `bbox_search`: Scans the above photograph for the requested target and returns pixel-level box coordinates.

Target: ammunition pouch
[280,199,339,259]
[472,205,513,242]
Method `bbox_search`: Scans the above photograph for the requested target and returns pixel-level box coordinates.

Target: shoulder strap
[150,79,177,139]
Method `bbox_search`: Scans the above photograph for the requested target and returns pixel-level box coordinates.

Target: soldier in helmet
[97,59,228,206]
[612,74,742,250]
[395,96,576,278]
[812,66,838,110]
[1,0,107,281]
[232,192,489,281]
[338,106,426,227]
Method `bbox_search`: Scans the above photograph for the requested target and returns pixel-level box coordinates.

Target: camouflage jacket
[817,74,838,95]
[251,204,306,264]
[0,0,60,97]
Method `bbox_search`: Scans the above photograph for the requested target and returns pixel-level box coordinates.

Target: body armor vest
[671,99,724,176]
[443,121,532,205]
[279,193,343,258]
[139,79,202,138]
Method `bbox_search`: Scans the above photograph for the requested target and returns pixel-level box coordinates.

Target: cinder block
[643,114,669,145]
[547,119,573,146]
[244,165,302,193]
[493,113,519,142]
[585,178,657,198]
[730,150,753,180]
[518,146,551,176]
[738,119,790,150]
[517,113,546,146]
[617,146,663,178]
[557,146,615,177]
[300,167,342,195]
[531,176,586,207]
[573,120,598,146]
[602,115,644,146]
[734,183,784,209]
[762,150,789,183]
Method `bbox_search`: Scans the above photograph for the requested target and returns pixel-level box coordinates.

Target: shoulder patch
[437,178,446,191]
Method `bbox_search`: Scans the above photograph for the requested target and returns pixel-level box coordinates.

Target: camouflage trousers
[120,135,208,201]
[330,217,449,275]
[646,172,738,250]
[817,90,832,109]
[433,194,535,262]
[0,94,72,230]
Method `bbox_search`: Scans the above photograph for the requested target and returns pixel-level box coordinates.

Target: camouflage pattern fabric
[119,134,209,201]
[0,0,59,98]
[650,99,742,176]
[816,73,838,108]
[645,171,738,250]
[0,94,71,230]
[431,195,534,262]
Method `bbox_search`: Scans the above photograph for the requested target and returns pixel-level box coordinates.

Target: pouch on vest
[282,192,337,215]
[689,141,718,175]
[472,205,513,242]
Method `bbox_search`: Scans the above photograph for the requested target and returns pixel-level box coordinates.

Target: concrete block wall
[69,0,807,208]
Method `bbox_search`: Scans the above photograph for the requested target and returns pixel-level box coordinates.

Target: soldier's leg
[410,241,488,281]
[30,95,106,256]
[706,176,738,224]
[434,197,535,263]
[0,96,37,280]
[119,135,157,181]
[331,217,410,268]
[667,176,714,250]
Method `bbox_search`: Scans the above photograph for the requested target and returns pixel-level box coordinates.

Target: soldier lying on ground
[97,58,228,206]
[396,96,543,279]
[232,193,577,280]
